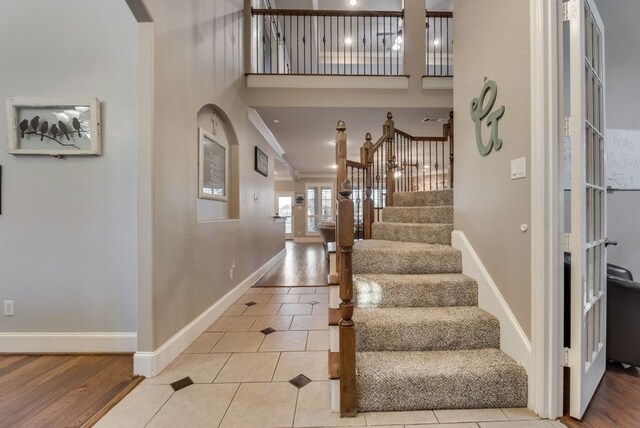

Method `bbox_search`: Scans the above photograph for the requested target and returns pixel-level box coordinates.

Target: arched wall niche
[196,104,240,221]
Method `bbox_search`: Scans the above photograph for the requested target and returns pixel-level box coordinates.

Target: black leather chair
[564,254,640,367]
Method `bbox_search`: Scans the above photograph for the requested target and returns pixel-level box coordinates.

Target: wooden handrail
[394,128,448,142]
[252,7,403,17]
[425,10,453,18]
[346,159,366,170]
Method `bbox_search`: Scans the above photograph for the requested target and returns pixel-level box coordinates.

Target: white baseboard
[0,332,137,353]
[451,231,532,376]
[134,248,286,377]
[293,237,322,243]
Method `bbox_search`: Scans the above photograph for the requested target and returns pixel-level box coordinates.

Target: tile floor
[96,287,567,428]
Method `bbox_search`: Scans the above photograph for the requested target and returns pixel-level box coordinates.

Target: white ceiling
[256,107,452,177]
[271,0,452,12]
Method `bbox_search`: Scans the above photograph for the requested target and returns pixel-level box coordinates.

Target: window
[306,183,334,234]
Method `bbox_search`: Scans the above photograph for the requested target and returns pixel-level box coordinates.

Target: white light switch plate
[511,157,526,180]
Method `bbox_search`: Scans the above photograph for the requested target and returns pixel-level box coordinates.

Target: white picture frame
[6,97,101,156]
[198,127,228,201]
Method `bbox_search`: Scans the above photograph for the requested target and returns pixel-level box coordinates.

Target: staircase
[351,189,528,411]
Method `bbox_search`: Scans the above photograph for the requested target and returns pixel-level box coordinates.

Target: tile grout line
[143,388,175,428]
[271,352,283,382]
[217,382,242,428]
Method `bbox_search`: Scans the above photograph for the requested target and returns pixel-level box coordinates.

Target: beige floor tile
[412,424,480,428]
[364,410,438,425]
[220,382,298,428]
[279,303,313,315]
[269,294,301,303]
[299,293,330,303]
[435,409,509,423]
[207,316,257,332]
[260,331,308,352]
[260,287,291,294]
[548,420,568,428]
[316,287,330,294]
[243,303,282,316]
[273,351,328,381]
[146,383,239,428]
[479,421,554,428]
[183,332,224,353]
[235,293,271,304]
[210,332,265,353]
[244,288,263,295]
[312,302,330,315]
[291,314,329,330]
[143,353,231,384]
[289,287,317,294]
[215,352,280,382]
[306,330,330,351]
[95,385,173,428]
[294,381,366,427]
[222,304,247,316]
[249,315,294,331]
[501,408,540,421]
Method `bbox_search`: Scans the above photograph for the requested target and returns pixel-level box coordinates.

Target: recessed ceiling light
[344,37,352,45]
[349,0,357,6]
[273,119,280,123]
[433,39,441,46]
[330,164,338,169]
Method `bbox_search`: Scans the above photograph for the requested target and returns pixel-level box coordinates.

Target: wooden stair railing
[332,111,454,417]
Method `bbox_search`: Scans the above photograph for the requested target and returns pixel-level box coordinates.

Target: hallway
[254,242,328,288]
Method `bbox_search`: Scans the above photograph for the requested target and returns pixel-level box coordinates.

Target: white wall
[453,0,532,336]
[0,1,137,335]
[137,0,286,350]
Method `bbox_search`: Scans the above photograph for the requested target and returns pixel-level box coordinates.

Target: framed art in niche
[199,127,228,201]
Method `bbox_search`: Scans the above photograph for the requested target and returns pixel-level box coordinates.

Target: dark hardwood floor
[254,241,329,287]
[0,354,141,428]
[561,363,640,427]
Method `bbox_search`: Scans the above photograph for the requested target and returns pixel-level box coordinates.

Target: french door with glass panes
[306,183,334,234]
[566,0,607,419]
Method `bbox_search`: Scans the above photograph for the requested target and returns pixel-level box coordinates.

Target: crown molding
[247,107,285,157]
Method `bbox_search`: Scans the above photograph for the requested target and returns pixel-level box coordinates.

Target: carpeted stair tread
[355,306,499,352]
[353,273,478,308]
[353,239,462,275]
[372,222,453,245]
[394,189,453,207]
[356,349,528,411]
[382,206,453,224]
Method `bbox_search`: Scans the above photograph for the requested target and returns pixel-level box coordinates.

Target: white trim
[297,173,337,179]
[451,231,532,382]
[529,0,563,418]
[133,249,286,377]
[247,107,285,157]
[293,237,322,243]
[274,176,294,182]
[422,76,453,90]
[0,332,136,353]
[246,74,409,89]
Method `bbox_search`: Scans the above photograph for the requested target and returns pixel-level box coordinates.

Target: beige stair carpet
[352,189,527,412]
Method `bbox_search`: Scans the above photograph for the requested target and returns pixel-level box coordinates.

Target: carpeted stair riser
[356,349,528,411]
[355,307,499,352]
[394,189,453,207]
[372,222,453,245]
[353,240,462,275]
[353,274,478,308]
[381,206,453,224]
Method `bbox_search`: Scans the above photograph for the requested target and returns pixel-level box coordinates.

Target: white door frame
[529,0,564,418]
[276,191,294,239]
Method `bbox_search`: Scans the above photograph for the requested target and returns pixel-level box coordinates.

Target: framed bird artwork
[5,97,101,156]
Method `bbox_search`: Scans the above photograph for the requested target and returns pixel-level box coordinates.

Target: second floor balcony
[247,6,453,88]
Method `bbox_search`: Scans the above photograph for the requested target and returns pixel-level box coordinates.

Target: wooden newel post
[361,133,374,239]
[335,120,348,269]
[338,178,357,417]
[384,112,396,207]
[447,111,454,189]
